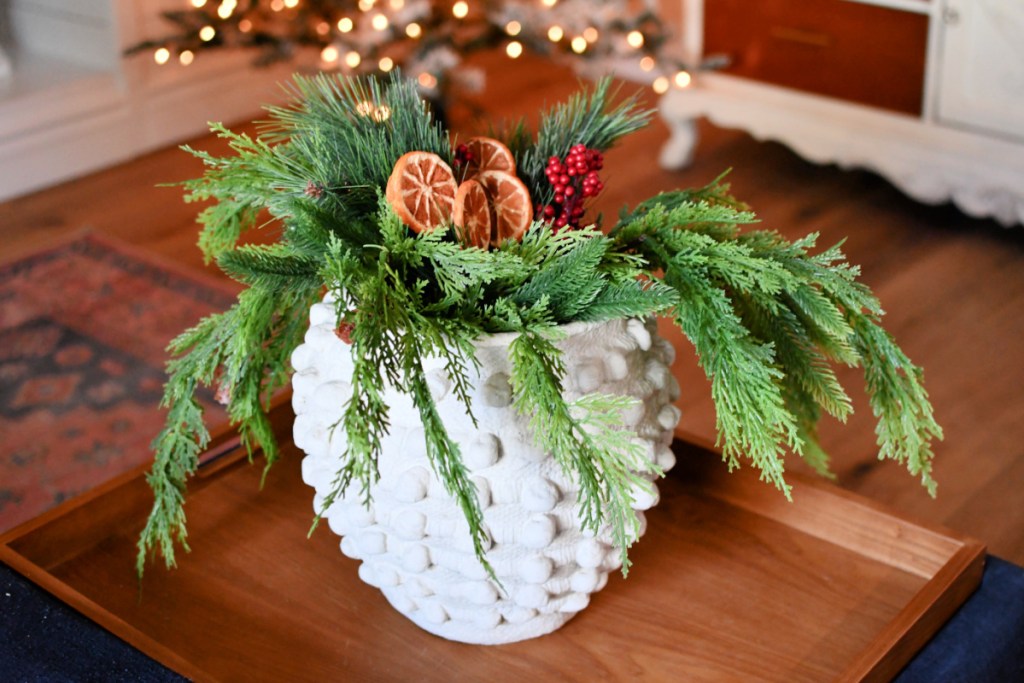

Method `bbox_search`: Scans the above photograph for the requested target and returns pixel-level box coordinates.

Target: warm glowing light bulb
[321,46,339,63]
[571,36,587,53]
[373,105,391,122]
[217,3,233,19]
[541,0,557,6]
[406,22,422,38]
[358,0,374,10]
[284,0,299,7]
[452,1,468,18]
[547,25,563,42]
[379,56,394,72]
[639,56,655,71]
[506,41,523,59]
[190,0,207,7]
[346,51,362,68]
[179,50,194,66]
[390,0,405,8]
[338,17,354,32]
[356,101,375,116]
[674,70,692,88]
[239,18,252,32]
[627,30,644,49]
[652,76,669,94]
[270,0,284,11]
[316,21,330,35]
[505,21,521,36]
[372,13,389,30]
[154,47,170,65]
[199,25,216,41]
[583,27,598,43]
[418,72,437,89]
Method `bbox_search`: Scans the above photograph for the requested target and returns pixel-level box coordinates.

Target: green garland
[137,73,941,579]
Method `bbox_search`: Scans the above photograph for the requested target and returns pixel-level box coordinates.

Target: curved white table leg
[659,112,699,170]
[0,45,14,86]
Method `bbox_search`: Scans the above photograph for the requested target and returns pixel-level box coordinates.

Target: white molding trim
[660,73,1024,227]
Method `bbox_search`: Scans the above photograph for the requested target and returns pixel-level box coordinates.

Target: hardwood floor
[2,53,1021,565]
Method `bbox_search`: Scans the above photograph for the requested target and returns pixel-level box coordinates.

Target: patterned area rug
[0,233,238,532]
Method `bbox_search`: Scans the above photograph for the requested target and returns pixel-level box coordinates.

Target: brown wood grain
[703,0,929,115]
[1,411,983,682]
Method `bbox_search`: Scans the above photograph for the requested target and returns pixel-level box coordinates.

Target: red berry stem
[452,143,474,183]
[538,143,604,230]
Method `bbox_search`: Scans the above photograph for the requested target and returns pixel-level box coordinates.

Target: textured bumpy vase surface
[291,300,681,644]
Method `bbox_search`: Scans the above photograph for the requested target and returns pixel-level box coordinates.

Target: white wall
[0,0,294,202]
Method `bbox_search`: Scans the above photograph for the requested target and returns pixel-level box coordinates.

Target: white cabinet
[660,0,1024,226]
[935,0,1024,142]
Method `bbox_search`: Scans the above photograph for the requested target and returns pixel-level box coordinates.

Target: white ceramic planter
[291,299,680,644]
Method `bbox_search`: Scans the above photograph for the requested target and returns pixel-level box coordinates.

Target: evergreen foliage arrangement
[137,72,942,579]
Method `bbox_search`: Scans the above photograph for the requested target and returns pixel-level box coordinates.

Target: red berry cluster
[538,144,605,230]
[453,143,473,168]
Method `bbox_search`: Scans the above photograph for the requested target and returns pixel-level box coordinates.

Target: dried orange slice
[452,179,492,250]
[463,136,517,176]
[387,151,458,233]
[476,170,533,245]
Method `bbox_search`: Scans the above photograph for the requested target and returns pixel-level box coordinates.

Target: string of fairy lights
[131,0,705,96]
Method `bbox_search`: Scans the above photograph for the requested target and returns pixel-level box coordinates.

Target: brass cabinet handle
[769,26,833,48]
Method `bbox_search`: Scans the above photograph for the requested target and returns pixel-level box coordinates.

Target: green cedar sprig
[508,325,660,575]
[609,193,941,492]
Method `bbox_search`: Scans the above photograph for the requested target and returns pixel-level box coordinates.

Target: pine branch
[181,124,315,263]
[137,308,238,573]
[575,279,678,322]
[512,230,609,321]
[406,218,530,314]
[846,310,941,494]
[136,382,205,575]
[512,78,653,205]
[314,202,491,576]
[615,183,941,495]
[316,305,395,514]
[138,275,319,576]
[194,202,257,265]
[734,291,853,476]
[610,199,758,252]
[263,72,451,191]
[666,260,798,490]
[218,243,322,292]
[401,331,493,580]
[509,326,657,575]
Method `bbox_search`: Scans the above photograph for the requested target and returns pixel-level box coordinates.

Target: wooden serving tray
[1,411,984,683]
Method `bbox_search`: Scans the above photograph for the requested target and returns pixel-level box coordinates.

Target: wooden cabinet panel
[704,0,929,115]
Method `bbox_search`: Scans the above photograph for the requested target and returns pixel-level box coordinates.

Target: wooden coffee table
[1,405,983,682]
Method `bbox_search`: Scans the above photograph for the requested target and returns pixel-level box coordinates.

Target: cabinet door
[936,0,1024,141]
[703,0,929,115]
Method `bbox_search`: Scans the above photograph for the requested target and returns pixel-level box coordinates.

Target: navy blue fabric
[0,563,185,683]
[3,556,1023,681]
[895,556,1024,683]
